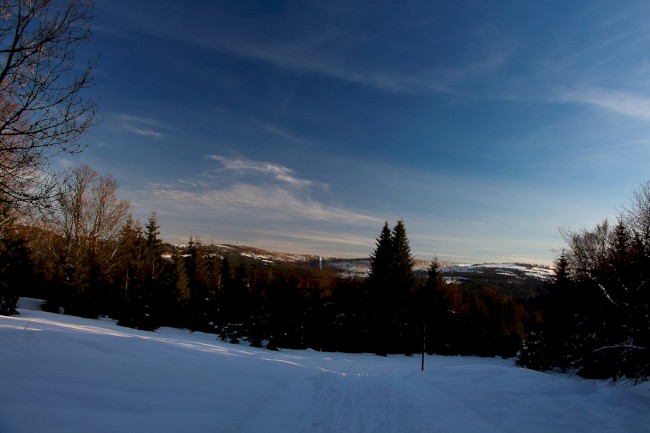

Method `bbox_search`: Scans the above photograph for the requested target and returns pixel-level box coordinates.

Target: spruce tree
[391,219,415,293]
[369,222,393,288]
[205,244,222,328]
[390,219,416,354]
[425,258,443,289]
[173,248,191,327]
[421,258,450,355]
[368,222,394,355]
[367,220,417,354]
[0,227,33,315]
[219,255,233,294]
[518,199,650,380]
[517,252,574,371]
[185,237,212,331]
[144,211,164,280]
[116,218,159,330]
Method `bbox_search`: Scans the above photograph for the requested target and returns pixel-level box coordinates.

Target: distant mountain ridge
[170,243,552,299]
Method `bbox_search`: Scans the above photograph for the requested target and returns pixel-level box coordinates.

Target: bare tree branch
[0,0,98,212]
[43,164,130,278]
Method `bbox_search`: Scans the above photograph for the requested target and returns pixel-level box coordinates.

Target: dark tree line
[365,220,530,357]
[518,182,650,381]
[0,208,533,359]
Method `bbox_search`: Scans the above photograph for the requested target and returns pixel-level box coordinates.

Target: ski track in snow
[1,301,650,433]
[238,370,431,433]
[297,372,424,433]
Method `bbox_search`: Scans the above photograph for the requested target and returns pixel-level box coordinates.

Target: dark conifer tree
[367,220,417,354]
[144,211,165,281]
[0,226,33,315]
[518,251,579,370]
[391,219,416,354]
[518,185,650,381]
[368,222,394,355]
[219,255,233,294]
[369,222,394,287]
[116,218,159,330]
[391,220,415,291]
[173,248,191,326]
[267,270,304,350]
[217,254,234,337]
[114,216,137,305]
[420,258,450,355]
[245,263,268,348]
[185,237,212,331]
[219,259,248,343]
[232,259,249,331]
[326,277,367,352]
[204,245,222,329]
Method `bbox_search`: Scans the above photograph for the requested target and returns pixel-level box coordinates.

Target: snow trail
[296,371,426,433]
[1,303,649,433]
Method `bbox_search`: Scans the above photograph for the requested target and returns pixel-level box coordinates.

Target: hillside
[181,244,552,299]
[1,299,648,433]
[440,263,553,299]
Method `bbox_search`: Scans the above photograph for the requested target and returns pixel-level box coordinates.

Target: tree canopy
[0,0,98,209]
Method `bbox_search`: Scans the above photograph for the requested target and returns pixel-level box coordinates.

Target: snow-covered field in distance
[175,243,554,283]
[327,259,553,281]
[1,299,648,433]
[443,262,554,279]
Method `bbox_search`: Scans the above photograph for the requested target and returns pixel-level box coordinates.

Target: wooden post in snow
[421,323,425,371]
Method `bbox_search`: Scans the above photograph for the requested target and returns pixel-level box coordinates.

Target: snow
[443,263,554,280]
[1,299,649,433]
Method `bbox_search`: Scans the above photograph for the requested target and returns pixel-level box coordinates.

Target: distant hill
[440,263,552,300]
[169,243,553,300]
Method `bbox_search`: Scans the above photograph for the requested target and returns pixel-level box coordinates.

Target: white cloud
[145,182,379,225]
[190,36,509,95]
[206,155,314,188]
[241,228,377,253]
[250,120,314,146]
[132,154,378,227]
[562,88,650,122]
[115,114,166,138]
[113,3,514,96]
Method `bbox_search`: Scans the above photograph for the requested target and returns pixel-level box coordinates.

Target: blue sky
[71,0,650,264]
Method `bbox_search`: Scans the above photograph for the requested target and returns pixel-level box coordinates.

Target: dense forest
[0,167,530,358]
[1,164,648,381]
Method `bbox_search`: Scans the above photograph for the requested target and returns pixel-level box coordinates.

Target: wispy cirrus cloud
[115,114,167,138]
[181,33,513,96]
[134,154,379,226]
[205,155,315,188]
[144,182,379,225]
[250,120,315,146]
[109,2,515,96]
[561,88,650,123]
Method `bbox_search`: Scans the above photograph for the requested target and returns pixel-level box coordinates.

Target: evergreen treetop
[368,222,393,289]
[391,219,415,294]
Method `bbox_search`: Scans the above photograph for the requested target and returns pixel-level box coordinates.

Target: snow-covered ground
[442,263,554,280]
[1,299,648,433]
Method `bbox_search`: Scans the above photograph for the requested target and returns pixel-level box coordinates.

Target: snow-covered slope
[1,300,648,433]
[443,263,554,280]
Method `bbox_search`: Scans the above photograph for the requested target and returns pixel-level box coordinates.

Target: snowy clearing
[1,299,648,433]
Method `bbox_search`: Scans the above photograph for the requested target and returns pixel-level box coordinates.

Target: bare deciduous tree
[623,180,650,249]
[47,164,129,278]
[560,220,611,277]
[0,0,98,209]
